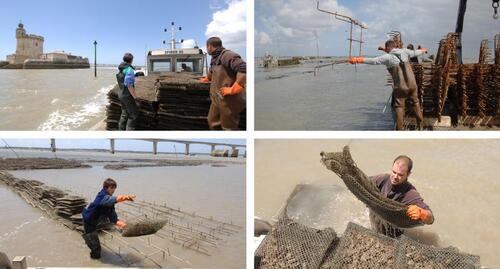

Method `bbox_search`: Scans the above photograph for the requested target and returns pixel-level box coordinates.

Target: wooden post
[153,141,158,155]
[50,138,56,152]
[93,41,98,77]
[110,139,115,154]
[12,256,26,269]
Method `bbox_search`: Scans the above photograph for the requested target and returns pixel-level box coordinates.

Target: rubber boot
[118,108,128,131]
[413,104,424,130]
[394,107,405,130]
[83,232,101,259]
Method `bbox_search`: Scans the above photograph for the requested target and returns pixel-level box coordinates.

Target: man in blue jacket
[116,53,138,130]
[82,178,135,259]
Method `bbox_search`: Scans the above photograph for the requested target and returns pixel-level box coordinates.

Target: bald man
[369,155,434,237]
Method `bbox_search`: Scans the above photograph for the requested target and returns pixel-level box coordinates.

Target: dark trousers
[83,222,101,259]
[118,94,138,131]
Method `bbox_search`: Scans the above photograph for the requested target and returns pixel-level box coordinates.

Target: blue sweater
[82,188,118,224]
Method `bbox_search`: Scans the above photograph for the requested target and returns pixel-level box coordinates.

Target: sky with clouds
[207,0,247,54]
[0,0,246,65]
[255,0,499,60]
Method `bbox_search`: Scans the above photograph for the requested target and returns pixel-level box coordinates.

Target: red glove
[348,57,365,64]
[220,82,244,96]
[116,195,135,203]
[116,220,127,229]
[406,205,430,221]
[199,77,210,83]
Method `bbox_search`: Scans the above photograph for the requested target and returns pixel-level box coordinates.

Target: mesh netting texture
[254,181,481,269]
[324,222,398,269]
[121,219,167,237]
[320,146,422,228]
[255,217,337,269]
[394,235,480,269]
[256,218,481,269]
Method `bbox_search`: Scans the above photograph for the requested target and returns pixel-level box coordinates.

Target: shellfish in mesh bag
[121,219,167,237]
[324,222,398,269]
[394,235,480,269]
[255,216,337,269]
[320,146,422,228]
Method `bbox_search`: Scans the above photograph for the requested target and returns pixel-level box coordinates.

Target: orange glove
[406,205,430,221]
[220,82,244,96]
[199,76,210,83]
[419,48,428,54]
[348,57,365,64]
[116,195,136,203]
[116,220,127,229]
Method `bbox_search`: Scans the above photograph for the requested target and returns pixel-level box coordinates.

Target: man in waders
[199,37,246,130]
[117,53,138,130]
[82,178,135,259]
[369,156,434,237]
[348,40,427,130]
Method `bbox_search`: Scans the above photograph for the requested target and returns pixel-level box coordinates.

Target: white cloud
[256,31,272,45]
[181,39,197,49]
[206,0,247,57]
[256,0,354,55]
[209,0,227,10]
[268,0,352,35]
[359,0,454,56]
[256,0,499,59]
[359,0,499,60]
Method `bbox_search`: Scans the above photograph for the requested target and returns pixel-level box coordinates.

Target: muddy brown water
[255,63,394,130]
[0,150,245,268]
[0,69,117,131]
[255,139,500,267]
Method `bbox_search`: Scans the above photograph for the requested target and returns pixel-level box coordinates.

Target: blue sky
[1,139,246,154]
[0,0,246,65]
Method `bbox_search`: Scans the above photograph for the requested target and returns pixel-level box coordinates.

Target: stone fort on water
[0,22,90,69]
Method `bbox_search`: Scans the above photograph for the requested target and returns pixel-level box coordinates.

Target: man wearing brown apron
[199,37,246,130]
[349,40,427,130]
[369,155,434,237]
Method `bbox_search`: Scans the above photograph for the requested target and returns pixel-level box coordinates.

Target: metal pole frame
[316,1,367,58]
[93,40,97,77]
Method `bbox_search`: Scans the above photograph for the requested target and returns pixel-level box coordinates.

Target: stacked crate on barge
[105,74,246,130]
